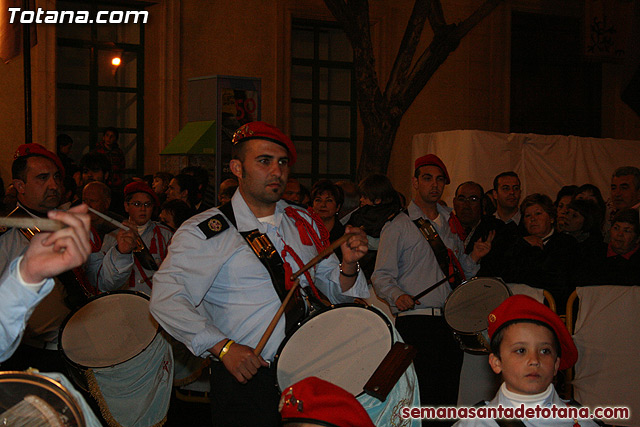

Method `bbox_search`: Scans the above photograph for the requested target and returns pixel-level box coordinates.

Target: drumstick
[0,216,65,231]
[254,279,301,356]
[291,232,355,281]
[86,206,129,231]
[254,232,358,355]
[411,273,456,301]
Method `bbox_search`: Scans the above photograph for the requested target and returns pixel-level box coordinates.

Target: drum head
[275,304,392,396]
[0,371,85,426]
[445,277,511,333]
[59,291,158,368]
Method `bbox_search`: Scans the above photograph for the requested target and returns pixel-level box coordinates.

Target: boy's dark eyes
[514,348,526,354]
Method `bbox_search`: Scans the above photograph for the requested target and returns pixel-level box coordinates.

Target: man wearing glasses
[453,181,503,254]
[89,182,173,294]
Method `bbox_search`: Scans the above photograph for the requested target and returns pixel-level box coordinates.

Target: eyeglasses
[454,195,481,203]
[127,201,154,208]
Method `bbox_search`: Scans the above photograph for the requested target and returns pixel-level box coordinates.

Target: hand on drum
[470,230,495,262]
[396,294,420,311]
[217,342,268,384]
[340,225,368,264]
[116,220,138,254]
[20,204,92,284]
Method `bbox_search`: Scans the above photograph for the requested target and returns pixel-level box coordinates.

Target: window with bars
[290,19,357,188]
[56,1,145,179]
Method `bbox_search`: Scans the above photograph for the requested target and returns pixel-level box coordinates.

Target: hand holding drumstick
[20,204,92,284]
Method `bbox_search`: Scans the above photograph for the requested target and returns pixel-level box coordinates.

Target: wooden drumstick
[86,206,130,231]
[253,232,357,355]
[0,216,65,231]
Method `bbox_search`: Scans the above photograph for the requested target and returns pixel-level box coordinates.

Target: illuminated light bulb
[111,57,121,66]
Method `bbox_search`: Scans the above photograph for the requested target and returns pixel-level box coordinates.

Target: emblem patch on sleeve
[197,214,229,239]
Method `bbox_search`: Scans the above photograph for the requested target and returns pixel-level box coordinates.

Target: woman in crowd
[581,209,640,286]
[310,179,345,260]
[554,185,577,232]
[574,183,607,230]
[501,193,578,313]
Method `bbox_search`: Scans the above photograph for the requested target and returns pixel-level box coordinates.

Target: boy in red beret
[87,182,173,294]
[453,295,600,426]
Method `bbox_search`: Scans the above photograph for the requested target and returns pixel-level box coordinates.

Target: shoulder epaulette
[197,214,229,239]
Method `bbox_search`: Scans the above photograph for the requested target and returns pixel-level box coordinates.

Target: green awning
[160,121,216,155]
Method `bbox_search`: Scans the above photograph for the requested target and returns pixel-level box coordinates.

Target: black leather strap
[219,202,306,334]
[411,216,464,288]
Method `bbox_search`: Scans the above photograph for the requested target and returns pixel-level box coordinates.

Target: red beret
[14,143,65,178]
[232,121,297,166]
[124,182,160,207]
[280,377,374,427]
[487,295,578,370]
[414,154,450,184]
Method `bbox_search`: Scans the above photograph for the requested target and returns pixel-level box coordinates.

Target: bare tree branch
[385,0,429,101]
[425,0,447,33]
[397,0,503,112]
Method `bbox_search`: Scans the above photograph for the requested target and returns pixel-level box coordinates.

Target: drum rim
[443,276,511,333]
[58,290,158,369]
[273,303,394,394]
[0,370,86,426]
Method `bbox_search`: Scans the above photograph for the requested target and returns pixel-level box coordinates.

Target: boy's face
[489,322,560,395]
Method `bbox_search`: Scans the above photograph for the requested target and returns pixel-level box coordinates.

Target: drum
[0,371,85,426]
[275,304,393,396]
[58,291,173,427]
[444,277,511,354]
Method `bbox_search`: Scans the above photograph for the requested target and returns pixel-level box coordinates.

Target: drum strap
[411,216,465,288]
[9,205,92,308]
[219,202,306,334]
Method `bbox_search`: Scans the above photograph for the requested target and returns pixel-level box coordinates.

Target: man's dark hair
[80,152,112,174]
[12,154,59,182]
[173,173,199,207]
[612,166,640,190]
[490,319,561,359]
[57,133,73,150]
[493,171,520,191]
[359,174,398,205]
[231,141,248,163]
[455,181,484,197]
[154,171,174,184]
[161,199,194,230]
[219,181,238,200]
[104,126,119,141]
[180,166,210,191]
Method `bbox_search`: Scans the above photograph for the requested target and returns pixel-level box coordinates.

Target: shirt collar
[230,190,285,232]
[607,243,640,259]
[408,200,452,221]
[495,210,521,225]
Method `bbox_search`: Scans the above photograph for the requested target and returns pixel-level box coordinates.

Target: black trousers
[209,361,281,427]
[396,315,463,407]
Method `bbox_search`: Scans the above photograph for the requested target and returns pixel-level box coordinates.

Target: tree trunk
[357,117,400,180]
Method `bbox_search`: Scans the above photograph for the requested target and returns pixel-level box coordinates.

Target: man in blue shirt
[150,121,370,426]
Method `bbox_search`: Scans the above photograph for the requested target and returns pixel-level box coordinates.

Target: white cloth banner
[572,286,640,427]
[412,130,640,202]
